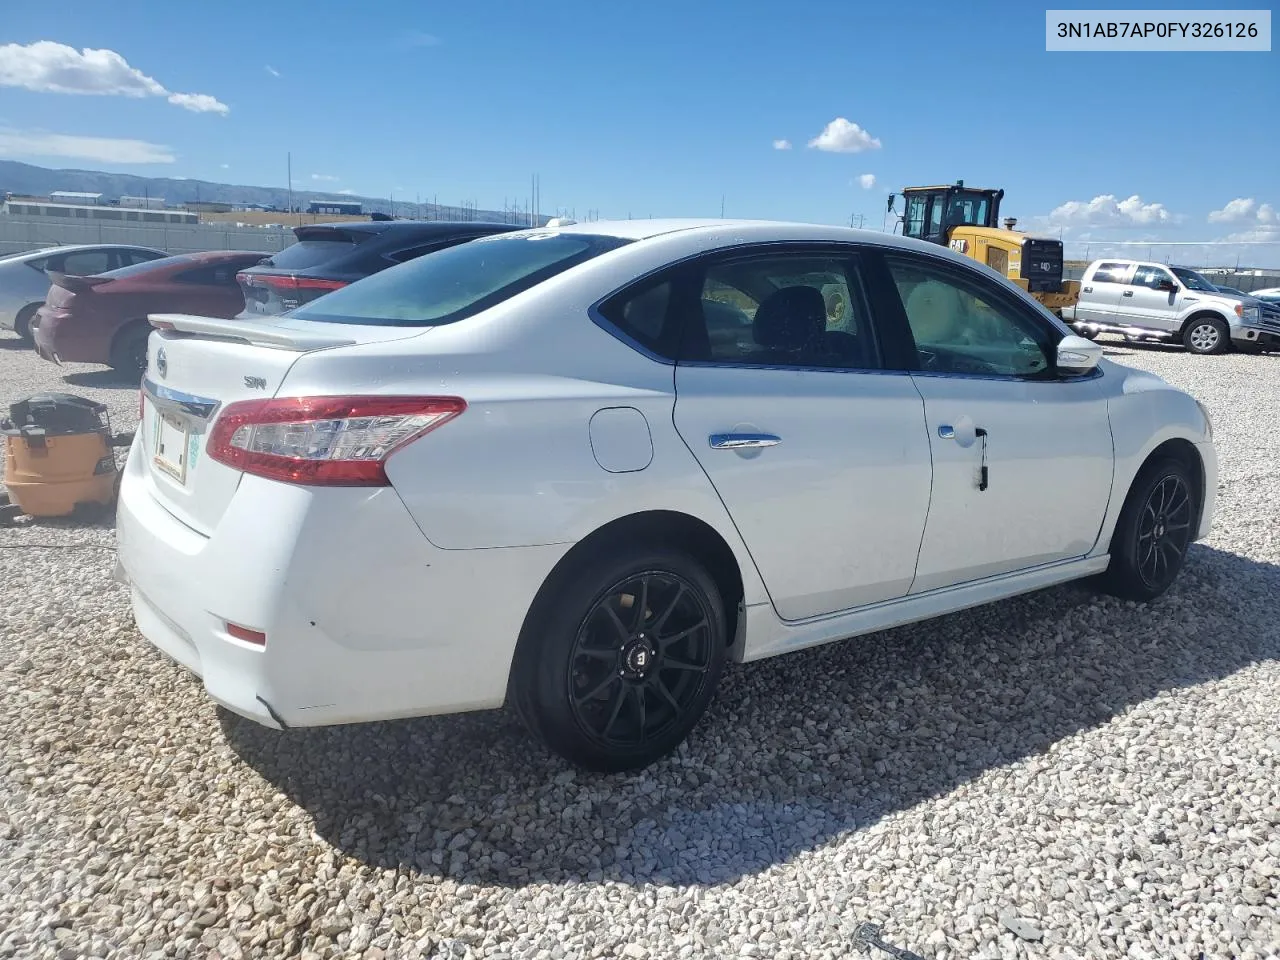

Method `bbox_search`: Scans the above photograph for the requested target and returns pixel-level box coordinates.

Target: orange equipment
[1,393,127,522]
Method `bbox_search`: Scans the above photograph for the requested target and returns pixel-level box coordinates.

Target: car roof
[295,219,519,238]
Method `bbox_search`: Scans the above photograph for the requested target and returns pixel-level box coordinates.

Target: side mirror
[1158,279,1178,292]
[1056,334,1103,374]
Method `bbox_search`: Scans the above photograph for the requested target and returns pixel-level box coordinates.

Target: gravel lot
[1,330,1277,960]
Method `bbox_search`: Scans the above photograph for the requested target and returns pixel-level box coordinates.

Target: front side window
[1131,264,1175,290]
[904,196,927,239]
[1171,267,1217,292]
[689,254,880,369]
[291,232,631,327]
[887,256,1054,378]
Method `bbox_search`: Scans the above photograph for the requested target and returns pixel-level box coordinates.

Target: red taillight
[236,272,347,292]
[225,623,267,646]
[206,396,465,486]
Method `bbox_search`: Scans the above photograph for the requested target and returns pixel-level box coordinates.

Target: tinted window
[1131,264,1175,289]
[120,249,166,267]
[597,278,677,357]
[102,255,187,279]
[291,232,631,327]
[174,264,244,285]
[57,250,113,276]
[686,254,879,369]
[887,256,1053,378]
[1090,262,1130,284]
[265,238,357,270]
[1171,267,1217,292]
[385,238,470,264]
[946,192,990,226]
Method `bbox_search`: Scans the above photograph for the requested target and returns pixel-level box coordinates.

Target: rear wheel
[109,322,151,374]
[1182,316,1229,355]
[13,304,40,344]
[1096,457,1197,602]
[510,546,726,772]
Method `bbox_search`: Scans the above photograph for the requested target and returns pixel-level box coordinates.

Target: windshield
[290,232,631,326]
[946,191,991,227]
[100,254,190,279]
[1171,267,1217,292]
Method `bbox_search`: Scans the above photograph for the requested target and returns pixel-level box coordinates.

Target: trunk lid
[138,313,425,535]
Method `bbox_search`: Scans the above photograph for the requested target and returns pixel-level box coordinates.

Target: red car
[33,250,267,374]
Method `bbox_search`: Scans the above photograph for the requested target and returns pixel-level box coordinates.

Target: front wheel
[1096,458,1197,602]
[1182,316,1229,355]
[510,546,727,772]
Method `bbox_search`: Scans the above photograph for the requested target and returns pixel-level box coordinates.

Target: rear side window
[290,232,631,327]
[265,238,358,270]
[56,250,113,276]
[1090,262,1130,284]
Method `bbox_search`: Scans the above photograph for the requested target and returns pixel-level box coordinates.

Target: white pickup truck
[1063,259,1279,354]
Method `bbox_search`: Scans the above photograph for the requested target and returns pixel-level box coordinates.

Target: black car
[235,220,523,317]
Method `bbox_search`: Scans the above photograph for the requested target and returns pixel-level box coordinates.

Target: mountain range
[0,159,533,224]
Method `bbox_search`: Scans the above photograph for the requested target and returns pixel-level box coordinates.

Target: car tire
[109,323,151,375]
[1096,457,1197,603]
[14,304,41,344]
[1182,316,1229,355]
[510,545,727,772]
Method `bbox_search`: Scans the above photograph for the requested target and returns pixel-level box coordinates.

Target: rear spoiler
[147,313,357,351]
[47,271,112,294]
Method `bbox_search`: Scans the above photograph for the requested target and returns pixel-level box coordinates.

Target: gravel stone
[1,331,1278,958]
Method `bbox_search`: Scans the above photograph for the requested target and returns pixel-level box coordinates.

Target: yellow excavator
[888,180,1079,317]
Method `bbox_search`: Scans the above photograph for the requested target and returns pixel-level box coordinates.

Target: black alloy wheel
[567,571,716,750]
[1096,457,1197,602]
[510,546,727,772]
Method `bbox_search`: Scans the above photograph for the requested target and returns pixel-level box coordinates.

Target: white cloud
[1046,194,1171,227]
[337,189,358,196]
[1259,203,1277,224]
[807,117,881,154]
[265,65,281,78]
[857,173,876,189]
[0,41,228,114]
[220,163,230,169]
[0,128,174,163]
[772,139,792,151]
[311,173,339,182]
[1208,197,1256,223]
[166,92,229,115]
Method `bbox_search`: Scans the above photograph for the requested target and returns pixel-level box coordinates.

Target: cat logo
[949,238,968,254]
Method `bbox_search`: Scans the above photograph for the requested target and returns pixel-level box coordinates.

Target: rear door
[1076,261,1131,324]
[1115,263,1181,334]
[661,245,934,621]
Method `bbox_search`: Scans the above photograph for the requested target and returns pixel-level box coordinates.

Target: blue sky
[0,0,1277,264]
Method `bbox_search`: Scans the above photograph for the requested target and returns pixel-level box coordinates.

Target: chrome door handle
[709,433,781,450]
[938,425,955,439]
[1122,290,1134,297]
[1083,286,1093,293]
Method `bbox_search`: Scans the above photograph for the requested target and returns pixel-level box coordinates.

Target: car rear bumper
[32,309,111,364]
[115,437,569,728]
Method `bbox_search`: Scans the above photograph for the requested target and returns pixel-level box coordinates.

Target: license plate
[153,410,191,484]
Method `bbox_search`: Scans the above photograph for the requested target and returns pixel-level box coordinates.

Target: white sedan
[115,220,1217,771]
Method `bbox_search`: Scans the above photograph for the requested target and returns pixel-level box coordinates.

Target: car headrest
[905,280,965,342]
[753,286,826,351]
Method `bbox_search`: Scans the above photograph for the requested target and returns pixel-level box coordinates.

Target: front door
[881,253,1114,592]
[1114,263,1181,335]
[667,248,934,621]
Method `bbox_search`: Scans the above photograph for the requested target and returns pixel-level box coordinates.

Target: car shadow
[221,543,1278,888]
[60,369,138,389]
[0,336,33,351]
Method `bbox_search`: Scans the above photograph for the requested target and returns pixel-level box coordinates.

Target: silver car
[0,244,167,342]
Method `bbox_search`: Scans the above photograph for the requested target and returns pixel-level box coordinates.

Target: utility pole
[720,195,725,218]
[287,152,297,225]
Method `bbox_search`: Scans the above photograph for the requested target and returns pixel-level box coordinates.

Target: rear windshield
[290,232,632,327]
[262,238,358,271]
[101,254,190,279]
